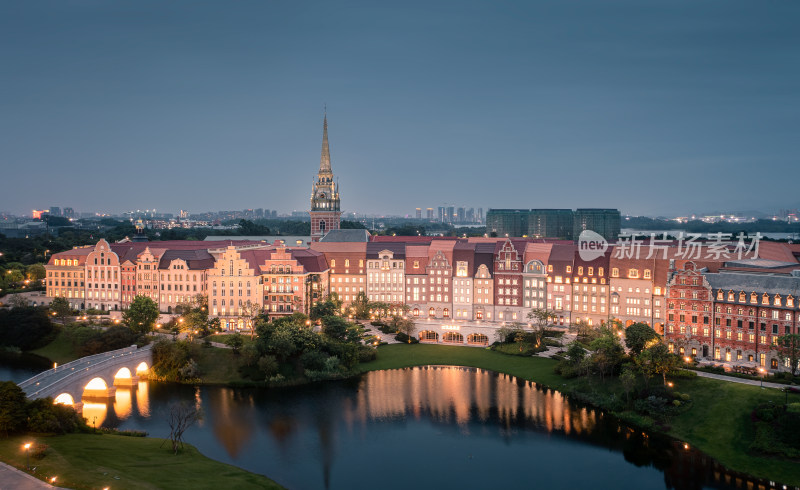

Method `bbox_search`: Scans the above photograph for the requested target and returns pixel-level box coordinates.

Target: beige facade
[46,248,90,309]
[85,239,121,311]
[207,246,262,330]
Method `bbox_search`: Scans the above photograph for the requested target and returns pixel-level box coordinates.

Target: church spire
[319,111,332,175]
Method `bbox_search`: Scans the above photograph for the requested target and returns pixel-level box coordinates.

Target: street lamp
[758,367,765,388]
[23,442,31,469]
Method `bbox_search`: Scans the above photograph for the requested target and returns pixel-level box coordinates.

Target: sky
[1,0,798,218]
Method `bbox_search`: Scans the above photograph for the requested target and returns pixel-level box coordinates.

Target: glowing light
[54,393,75,405]
[85,378,108,390]
[114,367,132,379]
[135,362,149,376]
[23,443,31,450]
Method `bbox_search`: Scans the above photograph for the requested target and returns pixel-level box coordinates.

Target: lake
[1,362,779,490]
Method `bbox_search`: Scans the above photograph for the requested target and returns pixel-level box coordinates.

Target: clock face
[319,193,326,199]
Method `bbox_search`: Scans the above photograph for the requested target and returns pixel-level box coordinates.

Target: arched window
[428,307,435,317]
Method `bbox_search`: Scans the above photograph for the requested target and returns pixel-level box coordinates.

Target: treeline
[0,307,56,350]
[625,217,800,235]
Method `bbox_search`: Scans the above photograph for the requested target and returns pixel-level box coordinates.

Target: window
[628,269,639,279]
[611,268,619,277]
[643,269,651,279]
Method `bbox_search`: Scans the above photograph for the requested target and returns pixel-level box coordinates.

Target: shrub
[394,332,418,343]
[258,355,279,377]
[357,345,377,363]
[26,399,86,434]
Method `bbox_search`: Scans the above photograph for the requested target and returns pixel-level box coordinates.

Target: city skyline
[2,1,799,217]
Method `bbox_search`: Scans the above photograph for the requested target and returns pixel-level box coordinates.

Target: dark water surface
[1,362,780,490]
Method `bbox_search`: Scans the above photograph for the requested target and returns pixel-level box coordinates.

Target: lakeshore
[4,342,800,488]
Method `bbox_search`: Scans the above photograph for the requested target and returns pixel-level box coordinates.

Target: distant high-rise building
[573,209,621,241]
[477,208,484,224]
[438,207,446,223]
[528,209,573,239]
[49,206,61,217]
[179,210,189,219]
[446,206,455,224]
[486,208,620,240]
[63,207,75,219]
[466,208,475,223]
[456,207,465,223]
[415,208,422,219]
[426,208,434,220]
[486,209,527,237]
[32,209,47,220]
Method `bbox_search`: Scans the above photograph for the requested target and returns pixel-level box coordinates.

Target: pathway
[690,370,793,390]
[0,461,64,490]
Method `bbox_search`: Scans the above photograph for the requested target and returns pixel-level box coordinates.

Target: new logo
[578,230,608,262]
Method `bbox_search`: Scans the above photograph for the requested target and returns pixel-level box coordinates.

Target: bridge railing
[20,344,153,398]
[18,344,143,390]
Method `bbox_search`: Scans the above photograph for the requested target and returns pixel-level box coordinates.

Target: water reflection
[87,366,787,490]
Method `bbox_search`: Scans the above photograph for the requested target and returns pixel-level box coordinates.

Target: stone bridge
[19,344,153,412]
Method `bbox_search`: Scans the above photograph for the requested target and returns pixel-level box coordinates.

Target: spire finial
[319,109,332,175]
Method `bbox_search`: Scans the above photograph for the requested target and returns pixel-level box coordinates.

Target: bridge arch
[54,393,76,406]
[136,362,149,377]
[83,377,116,398]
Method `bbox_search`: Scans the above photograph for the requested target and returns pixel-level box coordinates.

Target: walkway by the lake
[0,461,64,490]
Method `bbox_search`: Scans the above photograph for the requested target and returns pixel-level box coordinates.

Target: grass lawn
[0,433,282,490]
[206,334,256,346]
[193,346,249,384]
[360,343,800,486]
[29,329,80,364]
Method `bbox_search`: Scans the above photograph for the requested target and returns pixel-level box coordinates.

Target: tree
[776,333,800,376]
[7,294,29,308]
[625,322,660,356]
[26,264,46,282]
[50,297,73,325]
[589,327,625,381]
[620,368,637,405]
[527,308,553,347]
[350,291,371,320]
[225,332,245,354]
[0,381,28,436]
[391,315,416,343]
[310,295,342,321]
[163,401,203,454]
[123,295,159,335]
[637,343,679,386]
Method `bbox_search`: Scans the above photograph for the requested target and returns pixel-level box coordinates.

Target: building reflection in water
[206,387,255,459]
[355,366,596,436]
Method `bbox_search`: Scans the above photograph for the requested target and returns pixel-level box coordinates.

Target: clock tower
[309,113,341,242]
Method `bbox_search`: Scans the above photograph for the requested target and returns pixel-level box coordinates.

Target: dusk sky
[2,1,798,218]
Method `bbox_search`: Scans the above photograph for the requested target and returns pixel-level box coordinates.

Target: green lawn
[193,346,250,384]
[30,329,80,364]
[0,433,282,490]
[360,343,800,486]
[206,334,256,346]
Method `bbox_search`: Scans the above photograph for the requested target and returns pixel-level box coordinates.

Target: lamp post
[23,442,31,469]
[759,367,765,388]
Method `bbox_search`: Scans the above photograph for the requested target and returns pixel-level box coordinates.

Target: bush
[300,350,328,371]
[357,345,377,363]
[258,355,279,377]
[26,398,87,434]
[394,332,418,343]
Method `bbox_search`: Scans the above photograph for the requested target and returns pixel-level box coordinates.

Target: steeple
[319,112,332,176]
[309,110,341,242]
